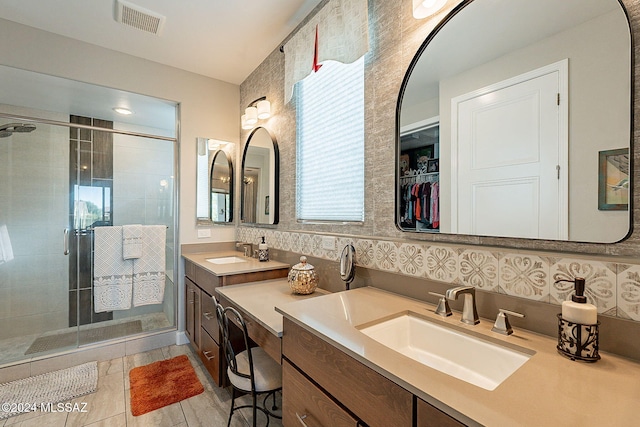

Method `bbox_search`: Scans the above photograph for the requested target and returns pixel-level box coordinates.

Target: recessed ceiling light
[113,107,133,115]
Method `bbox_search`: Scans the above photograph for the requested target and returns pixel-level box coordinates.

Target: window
[295,57,365,222]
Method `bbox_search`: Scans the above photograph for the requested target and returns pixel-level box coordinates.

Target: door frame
[449,59,569,238]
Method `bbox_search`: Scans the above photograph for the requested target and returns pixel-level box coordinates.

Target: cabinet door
[185,278,196,346]
[185,278,201,348]
[416,398,466,427]
[283,360,359,427]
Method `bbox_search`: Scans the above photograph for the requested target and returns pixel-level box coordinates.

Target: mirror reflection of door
[243,168,259,223]
[452,61,567,239]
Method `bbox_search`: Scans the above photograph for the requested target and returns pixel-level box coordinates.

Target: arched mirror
[397,0,631,243]
[241,127,279,224]
[210,150,233,223]
[196,138,233,224]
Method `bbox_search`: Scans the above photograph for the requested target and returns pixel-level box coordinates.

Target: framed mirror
[241,127,279,224]
[396,0,631,243]
[196,138,233,224]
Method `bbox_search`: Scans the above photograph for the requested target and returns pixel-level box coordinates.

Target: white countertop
[216,279,329,337]
[183,250,290,276]
[276,286,640,427]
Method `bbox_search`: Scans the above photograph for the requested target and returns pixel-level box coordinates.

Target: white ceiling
[0,0,323,85]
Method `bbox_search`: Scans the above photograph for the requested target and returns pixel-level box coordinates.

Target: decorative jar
[288,256,318,294]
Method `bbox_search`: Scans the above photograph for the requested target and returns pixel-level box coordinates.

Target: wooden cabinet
[282,318,467,427]
[283,359,359,427]
[183,257,288,386]
[416,398,465,427]
[282,319,412,427]
[185,277,200,348]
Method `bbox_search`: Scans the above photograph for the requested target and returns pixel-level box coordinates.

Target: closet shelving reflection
[400,169,440,233]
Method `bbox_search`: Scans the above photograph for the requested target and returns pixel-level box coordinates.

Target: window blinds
[295,57,365,222]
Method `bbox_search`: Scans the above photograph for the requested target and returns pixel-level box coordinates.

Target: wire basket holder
[557,314,600,362]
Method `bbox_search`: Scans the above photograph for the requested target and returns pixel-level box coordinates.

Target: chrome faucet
[445,286,480,325]
[235,242,254,257]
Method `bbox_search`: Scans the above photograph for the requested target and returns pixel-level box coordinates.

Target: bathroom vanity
[182,251,289,385]
[277,287,640,426]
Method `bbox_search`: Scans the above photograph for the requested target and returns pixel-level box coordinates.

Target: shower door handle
[63,228,70,255]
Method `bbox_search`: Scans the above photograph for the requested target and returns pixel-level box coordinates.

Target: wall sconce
[413,0,447,19]
[241,96,271,129]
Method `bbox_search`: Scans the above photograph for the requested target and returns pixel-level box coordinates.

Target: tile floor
[1,344,282,427]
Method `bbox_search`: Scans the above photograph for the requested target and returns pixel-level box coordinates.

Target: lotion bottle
[559,277,597,325]
[258,236,269,262]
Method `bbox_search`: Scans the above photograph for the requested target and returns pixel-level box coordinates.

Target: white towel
[94,226,133,312]
[122,224,143,260]
[132,225,166,307]
[0,224,14,265]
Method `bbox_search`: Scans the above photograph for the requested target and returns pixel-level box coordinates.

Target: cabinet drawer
[416,398,466,427]
[185,260,197,281]
[283,360,359,427]
[200,292,219,342]
[195,266,220,296]
[282,319,412,427]
[199,328,220,385]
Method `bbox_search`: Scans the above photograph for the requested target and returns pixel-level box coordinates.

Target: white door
[451,61,568,239]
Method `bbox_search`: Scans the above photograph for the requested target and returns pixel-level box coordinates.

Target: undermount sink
[358,312,534,391]
[205,256,248,265]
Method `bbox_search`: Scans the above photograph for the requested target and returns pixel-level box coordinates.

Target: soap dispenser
[555,277,600,362]
[258,236,269,262]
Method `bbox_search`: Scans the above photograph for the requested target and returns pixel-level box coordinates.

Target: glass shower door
[0,118,79,364]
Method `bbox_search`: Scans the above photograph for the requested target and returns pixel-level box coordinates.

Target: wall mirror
[196,138,233,224]
[241,127,279,224]
[397,0,631,243]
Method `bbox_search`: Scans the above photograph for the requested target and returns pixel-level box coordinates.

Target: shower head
[0,123,37,138]
[12,123,36,133]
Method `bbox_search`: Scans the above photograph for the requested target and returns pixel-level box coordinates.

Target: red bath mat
[129,354,204,416]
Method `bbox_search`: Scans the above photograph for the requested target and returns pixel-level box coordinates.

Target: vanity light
[244,106,258,125]
[241,96,271,129]
[413,0,447,19]
[113,107,133,115]
[256,99,271,119]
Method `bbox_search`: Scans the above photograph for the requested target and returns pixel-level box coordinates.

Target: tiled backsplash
[237,227,640,323]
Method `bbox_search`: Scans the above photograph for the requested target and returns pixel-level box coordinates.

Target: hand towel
[122,224,143,260]
[133,225,166,307]
[94,226,133,312]
[0,224,14,265]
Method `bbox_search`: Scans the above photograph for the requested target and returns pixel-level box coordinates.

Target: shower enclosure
[0,66,178,367]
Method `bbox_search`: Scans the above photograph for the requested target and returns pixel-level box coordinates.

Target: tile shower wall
[112,128,175,321]
[0,106,70,339]
[236,0,640,329]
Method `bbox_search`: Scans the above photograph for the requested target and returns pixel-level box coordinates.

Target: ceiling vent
[115,0,166,35]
